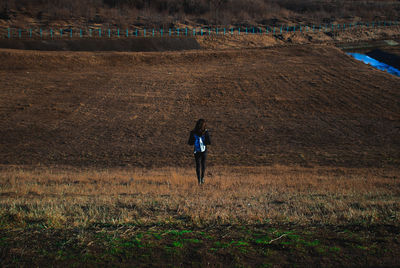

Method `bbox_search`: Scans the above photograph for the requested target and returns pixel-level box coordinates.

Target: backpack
[194,134,206,153]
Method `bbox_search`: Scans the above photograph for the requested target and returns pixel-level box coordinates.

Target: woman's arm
[188,131,195,145]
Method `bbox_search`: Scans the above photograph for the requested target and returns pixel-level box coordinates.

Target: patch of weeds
[56,249,69,261]
[152,232,162,240]
[184,238,202,244]
[234,241,249,246]
[40,249,50,257]
[330,246,341,253]
[82,252,97,262]
[304,239,320,247]
[165,230,192,237]
[315,246,326,255]
[172,241,183,248]
[356,245,368,250]
[204,235,214,240]
[287,234,301,242]
[253,234,272,245]
[0,237,7,246]
[232,240,250,253]
[280,240,293,246]
[214,241,229,248]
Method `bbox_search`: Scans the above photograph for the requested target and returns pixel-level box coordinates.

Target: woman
[188,119,211,184]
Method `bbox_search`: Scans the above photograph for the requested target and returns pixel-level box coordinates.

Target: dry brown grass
[1,166,399,228]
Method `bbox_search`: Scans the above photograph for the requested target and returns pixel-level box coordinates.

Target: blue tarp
[347,52,400,77]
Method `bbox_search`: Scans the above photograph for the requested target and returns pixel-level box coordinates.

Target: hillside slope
[0,45,399,168]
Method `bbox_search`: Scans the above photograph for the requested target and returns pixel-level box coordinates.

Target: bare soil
[1,224,399,267]
[0,44,399,168]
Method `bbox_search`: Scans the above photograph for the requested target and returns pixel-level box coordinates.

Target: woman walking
[188,119,211,184]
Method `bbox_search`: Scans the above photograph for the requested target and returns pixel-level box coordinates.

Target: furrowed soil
[0,44,399,168]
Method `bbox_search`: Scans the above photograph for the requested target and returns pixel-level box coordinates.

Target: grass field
[1,166,399,266]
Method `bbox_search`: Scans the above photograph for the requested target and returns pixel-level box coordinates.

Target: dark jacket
[188,130,211,146]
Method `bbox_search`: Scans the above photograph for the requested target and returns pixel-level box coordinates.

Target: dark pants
[194,151,206,183]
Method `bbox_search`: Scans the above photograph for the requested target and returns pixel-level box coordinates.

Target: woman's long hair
[193,119,206,136]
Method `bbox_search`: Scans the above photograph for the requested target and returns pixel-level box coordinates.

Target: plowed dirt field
[0,44,399,168]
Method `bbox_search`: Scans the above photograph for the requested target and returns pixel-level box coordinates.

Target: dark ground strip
[0,224,399,267]
[0,37,201,52]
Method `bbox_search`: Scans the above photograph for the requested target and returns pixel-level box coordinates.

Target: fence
[3,21,400,39]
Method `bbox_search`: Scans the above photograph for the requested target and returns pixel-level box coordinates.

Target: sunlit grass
[0,165,399,228]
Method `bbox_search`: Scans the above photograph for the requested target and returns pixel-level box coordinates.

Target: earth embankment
[0,45,399,168]
[0,37,201,52]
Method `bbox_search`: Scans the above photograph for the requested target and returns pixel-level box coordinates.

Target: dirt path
[0,44,399,168]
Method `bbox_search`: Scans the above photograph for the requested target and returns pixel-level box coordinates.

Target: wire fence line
[3,21,399,39]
